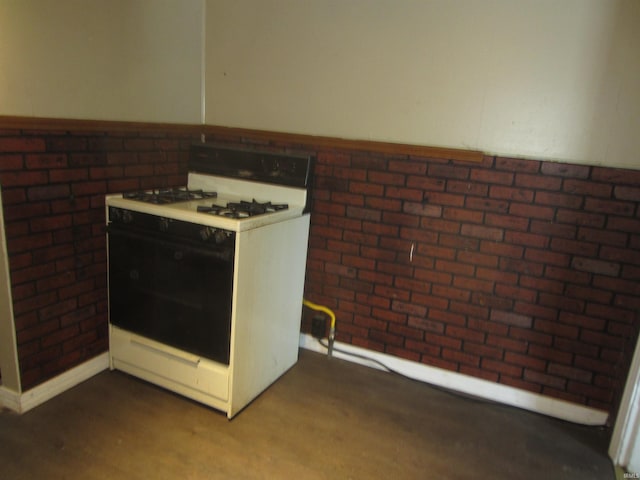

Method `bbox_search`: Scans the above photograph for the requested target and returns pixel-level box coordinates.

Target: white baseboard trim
[0,352,109,414]
[0,384,21,412]
[299,333,609,426]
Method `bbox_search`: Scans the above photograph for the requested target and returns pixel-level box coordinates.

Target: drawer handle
[130,338,201,366]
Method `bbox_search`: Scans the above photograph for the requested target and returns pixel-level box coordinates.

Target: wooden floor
[0,350,614,479]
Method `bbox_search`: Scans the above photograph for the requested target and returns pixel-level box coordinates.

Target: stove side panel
[228,215,310,418]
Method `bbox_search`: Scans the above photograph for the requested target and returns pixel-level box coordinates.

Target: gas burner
[197,199,289,218]
[124,187,217,205]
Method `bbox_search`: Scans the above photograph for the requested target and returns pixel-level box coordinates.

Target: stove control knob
[199,227,213,241]
[109,207,121,222]
[158,217,170,232]
[214,229,228,244]
[121,210,133,224]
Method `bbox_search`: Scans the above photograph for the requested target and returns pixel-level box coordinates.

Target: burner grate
[124,187,217,204]
[197,199,289,218]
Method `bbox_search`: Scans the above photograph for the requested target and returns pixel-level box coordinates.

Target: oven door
[108,225,234,365]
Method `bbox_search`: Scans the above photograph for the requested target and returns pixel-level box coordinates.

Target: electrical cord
[315,336,611,430]
[315,337,508,407]
[304,300,607,427]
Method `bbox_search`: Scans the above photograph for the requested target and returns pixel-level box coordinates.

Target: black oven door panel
[108,227,233,365]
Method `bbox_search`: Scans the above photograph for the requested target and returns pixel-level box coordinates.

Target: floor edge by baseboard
[299,333,608,426]
[0,352,109,414]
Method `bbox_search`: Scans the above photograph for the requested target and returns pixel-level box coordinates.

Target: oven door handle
[107,224,234,263]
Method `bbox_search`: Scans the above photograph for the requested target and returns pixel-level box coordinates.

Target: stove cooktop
[106,191,302,232]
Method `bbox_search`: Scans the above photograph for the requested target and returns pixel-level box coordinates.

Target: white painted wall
[205,0,640,169]
[0,187,19,392]
[0,0,638,168]
[0,0,203,124]
[610,337,640,472]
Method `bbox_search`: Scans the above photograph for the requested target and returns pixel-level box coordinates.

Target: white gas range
[106,143,314,418]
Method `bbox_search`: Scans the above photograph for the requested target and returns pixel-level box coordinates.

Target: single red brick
[500,375,542,394]
[577,227,627,246]
[515,173,562,191]
[388,316,424,340]
[495,156,540,173]
[470,169,514,185]
[586,303,635,323]
[441,207,484,223]
[457,250,498,268]
[403,202,442,217]
[499,258,543,276]
[485,213,529,232]
[591,166,640,185]
[428,164,470,179]
[549,238,598,256]
[1,170,49,187]
[366,196,402,212]
[572,257,620,277]
[490,185,534,202]
[48,136,89,152]
[510,203,554,220]
[384,212,420,227]
[462,342,504,360]
[465,196,509,213]
[350,181,384,196]
[435,259,475,277]
[600,245,640,265]
[431,284,470,302]
[540,162,589,179]
[446,180,488,197]
[614,185,640,201]
[442,348,480,367]
[490,310,532,328]
[556,209,605,228]
[446,325,485,344]
[353,315,388,330]
[480,240,523,259]
[586,198,635,216]
[564,179,612,197]
[368,170,405,186]
[449,300,489,319]
[25,153,68,170]
[124,164,155,177]
[352,155,388,170]
[343,230,378,246]
[535,319,579,339]
[535,191,583,209]
[406,176,446,191]
[482,358,523,377]
[566,381,612,403]
[427,308,465,327]
[524,248,570,267]
[405,339,441,356]
[0,137,46,152]
[407,317,445,334]
[388,159,426,175]
[452,275,493,293]
[29,214,73,233]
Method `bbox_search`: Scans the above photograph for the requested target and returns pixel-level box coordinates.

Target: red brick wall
[302,151,640,414]
[1,122,639,418]
[0,126,195,390]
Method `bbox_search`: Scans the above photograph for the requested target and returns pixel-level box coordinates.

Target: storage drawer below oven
[110,326,229,405]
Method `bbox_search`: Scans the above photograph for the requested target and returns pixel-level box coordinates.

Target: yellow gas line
[302,299,336,356]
